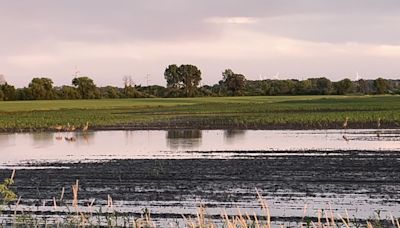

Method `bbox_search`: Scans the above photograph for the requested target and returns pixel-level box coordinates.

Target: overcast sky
[1,0,400,87]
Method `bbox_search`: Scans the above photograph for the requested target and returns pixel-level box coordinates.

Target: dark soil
[1,151,399,209]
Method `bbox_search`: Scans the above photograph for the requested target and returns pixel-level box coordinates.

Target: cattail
[10,169,16,181]
[310,221,317,228]
[236,207,246,227]
[302,203,308,219]
[72,180,79,208]
[390,212,395,225]
[14,196,21,216]
[53,197,57,210]
[253,212,260,228]
[255,188,271,228]
[317,209,322,227]
[329,203,335,227]
[345,208,350,226]
[325,210,330,227]
[338,213,350,228]
[60,187,65,202]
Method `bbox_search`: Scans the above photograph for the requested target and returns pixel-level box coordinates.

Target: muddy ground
[0,150,399,223]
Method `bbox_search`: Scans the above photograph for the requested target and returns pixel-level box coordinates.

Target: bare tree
[123,75,134,87]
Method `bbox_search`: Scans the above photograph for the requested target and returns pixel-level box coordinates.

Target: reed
[72,180,79,209]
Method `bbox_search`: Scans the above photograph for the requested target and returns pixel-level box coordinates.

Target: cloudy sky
[1,0,400,87]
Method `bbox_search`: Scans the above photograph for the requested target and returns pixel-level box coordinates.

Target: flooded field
[0,129,399,226]
[0,129,399,164]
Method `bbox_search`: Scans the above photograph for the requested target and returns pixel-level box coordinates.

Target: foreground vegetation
[0,95,399,132]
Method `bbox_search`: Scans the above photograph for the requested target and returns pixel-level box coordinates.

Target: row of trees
[240,77,397,96]
[164,65,399,96]
[0,76,148,101]
[1,65,399,101]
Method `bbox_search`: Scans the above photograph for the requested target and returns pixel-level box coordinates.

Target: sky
[1,0,400,88]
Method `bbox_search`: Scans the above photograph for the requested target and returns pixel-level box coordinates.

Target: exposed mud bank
[0,151,399,220]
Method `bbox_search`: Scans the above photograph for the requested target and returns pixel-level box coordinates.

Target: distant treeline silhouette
[1,65,399,101]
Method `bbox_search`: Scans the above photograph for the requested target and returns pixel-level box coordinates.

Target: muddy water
[0,129,399,226]
[0,129,399,165]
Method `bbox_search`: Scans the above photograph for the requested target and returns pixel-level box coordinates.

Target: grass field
[0,95,399,131]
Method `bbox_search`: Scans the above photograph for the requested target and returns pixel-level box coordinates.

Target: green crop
[0,95,399,131]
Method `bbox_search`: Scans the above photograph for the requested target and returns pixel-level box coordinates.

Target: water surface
[0,129,399,165]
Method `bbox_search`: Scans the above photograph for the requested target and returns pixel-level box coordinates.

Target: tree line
[1,64,399,101]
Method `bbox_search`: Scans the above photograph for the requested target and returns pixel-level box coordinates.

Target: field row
[0,96,399,131]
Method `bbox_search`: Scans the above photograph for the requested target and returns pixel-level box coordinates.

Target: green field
[0,95,399,131]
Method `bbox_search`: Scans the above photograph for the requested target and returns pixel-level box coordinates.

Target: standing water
[0,129,399,164]
[0,129,399,225]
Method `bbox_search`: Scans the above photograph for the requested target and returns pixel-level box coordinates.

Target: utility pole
[74,66,80,78]
[145,74,150,87]
[145,74,151,95]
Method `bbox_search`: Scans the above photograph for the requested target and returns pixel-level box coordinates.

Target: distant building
[0,74,6,85]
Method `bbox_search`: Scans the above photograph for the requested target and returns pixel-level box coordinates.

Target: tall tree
[222,69,246,96]
[28,77,55,100]
[56,86,81,99]
[164,64,202,97]
[374,78,388,94]
[72,77,100,99]
[334,78,353,95]
[0,83,16,101]
[355,79,372,94]
[164,64,180,89]
[311,77,333,95]
[179,64,202,96]
[296,79,312,95]
[100,86,122,99]
[16,88,33,100]
[122,75,142,98]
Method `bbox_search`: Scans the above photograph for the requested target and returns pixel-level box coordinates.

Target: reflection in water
[224,130,246,144]
[78,131,95,145]
[51,131,96,145]
[32,133,54,148]
[166,130,202,149]
[0,133,16,148]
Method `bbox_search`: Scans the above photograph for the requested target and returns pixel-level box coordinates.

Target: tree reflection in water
[224,130,246,144]
[166,129,202,149]
[32,133,54,148]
